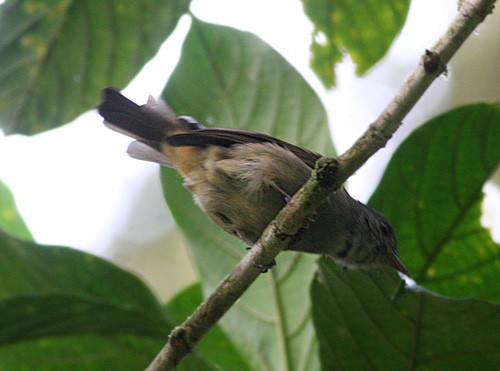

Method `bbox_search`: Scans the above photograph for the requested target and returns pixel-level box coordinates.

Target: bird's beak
[388,250,409,276]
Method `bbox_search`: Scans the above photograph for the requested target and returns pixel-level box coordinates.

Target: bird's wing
[167,128,322,168]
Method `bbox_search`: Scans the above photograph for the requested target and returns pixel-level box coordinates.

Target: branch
[147,1,496,369]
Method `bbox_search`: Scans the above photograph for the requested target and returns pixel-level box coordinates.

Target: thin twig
[147,1,496,369]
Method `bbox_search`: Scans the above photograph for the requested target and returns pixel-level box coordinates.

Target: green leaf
[0,229,175,367]
[161,17,333,370]
[165,18,334,157]
[311,258,500,370]
[0,180,32,240]
[302,0,410,87]
[0,332,216,370]
[369,104,500,302]
[166,283,251,371]
[0,228,164,310]
[0,0,191,135]
[0,334,166,370]
[0,294,167,345]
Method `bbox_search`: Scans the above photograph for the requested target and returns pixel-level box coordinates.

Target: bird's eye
[380,222,392,236]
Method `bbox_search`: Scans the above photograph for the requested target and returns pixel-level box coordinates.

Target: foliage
[303,0,410,87]
[311,259,500,370]
[0,0,190,134]
[0,180,32,240]
[370,104,500,302]
[0,0,498,370]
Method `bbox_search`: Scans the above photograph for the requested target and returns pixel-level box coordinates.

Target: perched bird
[98,88,408,275]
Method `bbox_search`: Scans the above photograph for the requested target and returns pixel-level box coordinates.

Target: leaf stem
[270,269,293,371]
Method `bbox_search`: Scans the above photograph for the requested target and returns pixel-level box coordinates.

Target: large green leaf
[161,17,333,370]
[0,333,212,371]
[302,0,410,87]
[0,229,163,309]
[370,104,500,302]
[0,334,168,371]
[0,229,172,368]
[0,0,190,135]
[0,180,32,240]
[311,258,500,370]
[165,18,334,156]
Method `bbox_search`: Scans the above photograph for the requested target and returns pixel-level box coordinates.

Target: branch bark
[147,1,497,369]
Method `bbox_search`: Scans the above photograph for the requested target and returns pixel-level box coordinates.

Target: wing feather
[167,128,321,168]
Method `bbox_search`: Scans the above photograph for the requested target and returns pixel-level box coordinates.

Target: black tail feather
[97,88,166,142]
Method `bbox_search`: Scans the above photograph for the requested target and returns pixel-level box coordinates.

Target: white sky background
[0,0,499,260]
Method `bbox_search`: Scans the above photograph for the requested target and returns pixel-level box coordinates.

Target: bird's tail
[97,87,182,142]
[98,88,184,167]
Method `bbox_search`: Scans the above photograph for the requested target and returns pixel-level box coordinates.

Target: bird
[98,87,408,275]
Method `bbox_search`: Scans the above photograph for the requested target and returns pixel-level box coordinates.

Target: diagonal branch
[147,1,497,369]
